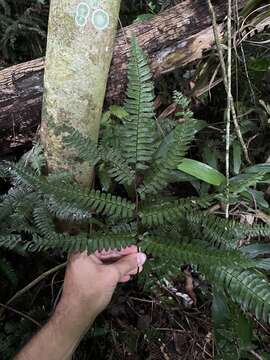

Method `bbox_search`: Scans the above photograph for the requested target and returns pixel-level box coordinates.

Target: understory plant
[1,38,270,358]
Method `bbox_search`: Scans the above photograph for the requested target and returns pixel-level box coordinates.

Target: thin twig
[225,0,232,218]
[249,350,264,360]
[0,302,41,327]
[207,0,251,164]
[6,262,67,306]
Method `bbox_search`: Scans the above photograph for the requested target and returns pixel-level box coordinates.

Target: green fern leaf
[65,128,135,185]
[0,235,22,251]
[139,196,211,226]
[27,232,136,253]
[213,268,270,324]
[33,205,56,237]
[138,119,199,198]
[64,128,100,166]
[9,165,135,219]
[121,36,156,171]
[142,237,255,270]
[46,198,93,222]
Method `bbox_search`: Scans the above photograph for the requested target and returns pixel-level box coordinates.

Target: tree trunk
[41,0,121,186]
[0,0,246,156]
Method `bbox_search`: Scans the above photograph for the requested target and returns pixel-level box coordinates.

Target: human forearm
[15,295,95,360]
[15,249,146,360]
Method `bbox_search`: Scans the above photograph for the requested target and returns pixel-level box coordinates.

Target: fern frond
[213,268,270,324]
[64,129,100,166]
[0,186,34,222]
[143,237,270,323]
[27,232,136,253]
[184,212,243,249]
[121,36,156,171]
[0,161,11,178]
[139,196,212,226]
[245,223,270,238]
[20,142,46,175]
[0,235,22,251]
[9,165,135,219]
[46,198,93,222]
[138,119,199,198]
[142,237,255,270]
[33,205,56,237]
[65,128,135,185]
[185,212,270,248]
[173,91,191,111]
[99,147,135,186]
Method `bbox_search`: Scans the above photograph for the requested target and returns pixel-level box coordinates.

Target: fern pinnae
[46,198,93,222]
[142,236,255,270]
[0,235,22,251]
[65,128,135,185]
[28,232,136,254]
[139,195,214,226]
[8,164,135,219]
[64,128,100,166]
[138,118,199,198]
[33,205,56,237]
[122,36,156,171]
[214,268,270,323]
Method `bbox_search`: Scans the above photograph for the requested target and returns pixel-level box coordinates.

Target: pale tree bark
[41,0,121,186]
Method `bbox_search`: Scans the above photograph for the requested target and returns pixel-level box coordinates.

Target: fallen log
[0,0,244,155]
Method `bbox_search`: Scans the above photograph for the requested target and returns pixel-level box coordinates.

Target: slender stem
[6,262,67,306]
[225,0,232,218]
[0,302,41,327]
[207,0,251,165]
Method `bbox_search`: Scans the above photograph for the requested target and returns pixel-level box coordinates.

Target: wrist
[53,294,97,337]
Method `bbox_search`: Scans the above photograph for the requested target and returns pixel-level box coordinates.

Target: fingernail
[137,253,147,267]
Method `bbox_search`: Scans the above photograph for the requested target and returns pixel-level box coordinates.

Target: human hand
[59,246,147,322]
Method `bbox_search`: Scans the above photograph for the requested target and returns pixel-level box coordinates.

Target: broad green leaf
[245,163,270,174]
[203,145,218,169]
[241,243,270,258]
[230,173,265,195]
[233,142,241,175]
[177,159,226,186]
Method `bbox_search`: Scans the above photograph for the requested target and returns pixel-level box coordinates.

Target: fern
[138,119,199,198]
[27,232,136,253]
[121,36,156,171]
[8,164,135,219]
[139,195,212,226]
[33,205,56,237]
[1,38,270,339]
[213,268,270,324]
[64,128,135,186]
[142,237,270,323]
[0,235,22,251]
[142,237,255,271]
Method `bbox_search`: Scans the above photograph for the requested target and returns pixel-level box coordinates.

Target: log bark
[0,0,244,155]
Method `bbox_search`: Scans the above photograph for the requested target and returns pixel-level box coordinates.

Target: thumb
[110,252,147,279]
